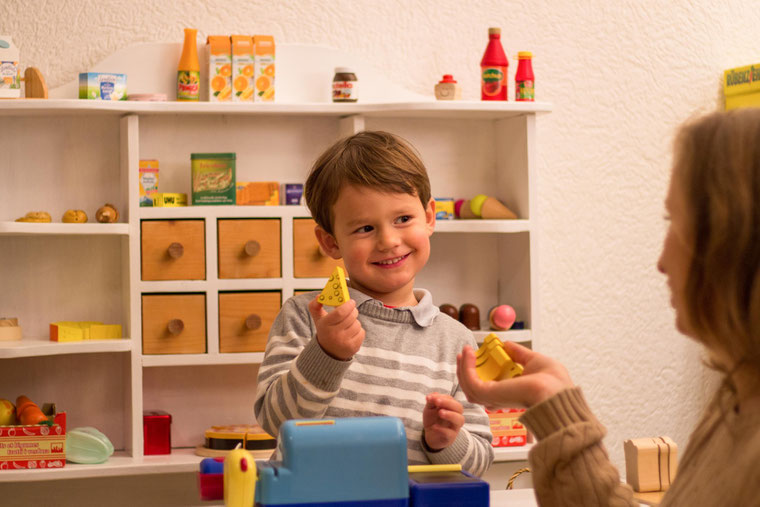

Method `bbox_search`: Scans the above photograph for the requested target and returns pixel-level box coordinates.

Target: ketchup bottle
[480,27,508,101]
[515,52,535,101]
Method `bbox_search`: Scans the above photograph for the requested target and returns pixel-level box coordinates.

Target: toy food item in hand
[15,395,48,425]
[489,304,516,331]
[318,266,350,306]
[62,209,88,223]
[15,211,51,222]
[96,203,119,223]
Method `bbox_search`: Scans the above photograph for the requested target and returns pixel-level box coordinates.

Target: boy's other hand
[308,296,365,361]
[456,341,574,409]
[423,393,464,451]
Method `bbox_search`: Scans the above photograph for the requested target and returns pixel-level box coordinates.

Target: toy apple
[0,399,16,425]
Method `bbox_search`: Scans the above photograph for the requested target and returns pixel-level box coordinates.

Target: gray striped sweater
[253,288,494,476]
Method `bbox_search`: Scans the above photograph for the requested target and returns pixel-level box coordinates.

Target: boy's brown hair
[304,130,431,234]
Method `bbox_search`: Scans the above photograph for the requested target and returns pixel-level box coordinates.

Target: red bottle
[481,27,509,101]
[515,51,535,101]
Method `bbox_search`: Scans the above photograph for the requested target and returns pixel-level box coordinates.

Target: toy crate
[487,408,527,447]
[724,63,760,110]
[0,405,66,470]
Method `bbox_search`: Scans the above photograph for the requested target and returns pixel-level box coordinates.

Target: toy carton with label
[79,72,127,100]
[0,36,21,98]
[0,403,67,470]
[139,159,159,207]
[236,181,278,205]
[207,36,232,102]
[231,35,254,102]
[724,63,760,110]
[487,408,527,447]
[253,35,275,102]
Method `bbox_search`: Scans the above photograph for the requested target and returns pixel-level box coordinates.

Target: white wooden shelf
[473,329,531,345]
[0,337,132,359]
[141,352,265,367]
[493,443,533,462]
[0,222,129,236]
[0,99,552,119]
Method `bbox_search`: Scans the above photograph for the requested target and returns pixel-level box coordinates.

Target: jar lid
[334,67,355,74]
[191,152,236,159]
[518,51,533,58]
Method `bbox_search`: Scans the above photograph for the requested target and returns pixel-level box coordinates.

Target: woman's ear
[425,198,436,236]
[314,225,342,259]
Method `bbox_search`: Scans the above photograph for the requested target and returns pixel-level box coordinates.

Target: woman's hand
[456,341,574,409]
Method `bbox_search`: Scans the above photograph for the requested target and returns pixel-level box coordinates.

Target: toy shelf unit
[0,42,550,481]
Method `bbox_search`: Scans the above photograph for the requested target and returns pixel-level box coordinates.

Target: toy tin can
[191,153,236,205]
[143,410,172,455]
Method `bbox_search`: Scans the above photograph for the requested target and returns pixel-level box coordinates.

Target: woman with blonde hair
[458,108,760,506]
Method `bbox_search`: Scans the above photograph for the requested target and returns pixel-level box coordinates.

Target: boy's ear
[425,198,436,236]
[314,225,342,259]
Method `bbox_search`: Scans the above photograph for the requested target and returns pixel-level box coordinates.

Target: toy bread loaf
[15,211,51,222]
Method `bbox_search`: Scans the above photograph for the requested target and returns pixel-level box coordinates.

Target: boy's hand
[308,296,365,361]
[423,393,464,451]
[456,341,574,409]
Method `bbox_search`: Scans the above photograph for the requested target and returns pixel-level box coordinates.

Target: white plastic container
[0,36,20,99]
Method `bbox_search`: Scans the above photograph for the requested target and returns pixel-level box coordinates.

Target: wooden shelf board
[473,329,531,344]
[493,443,533,462]
[0,337,132,359]
[0,222,129,236]
[141,352,265,367]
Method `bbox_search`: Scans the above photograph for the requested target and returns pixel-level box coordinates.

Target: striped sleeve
[253,297,352,437]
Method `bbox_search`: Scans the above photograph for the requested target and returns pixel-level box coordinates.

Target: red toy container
[143,410,172,455]
[515,52,535,101]
[480,27,509,101]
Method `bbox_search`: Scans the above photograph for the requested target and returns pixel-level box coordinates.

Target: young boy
[254,131,493,476]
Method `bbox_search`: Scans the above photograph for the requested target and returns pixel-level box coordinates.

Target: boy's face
[315,184,435,307]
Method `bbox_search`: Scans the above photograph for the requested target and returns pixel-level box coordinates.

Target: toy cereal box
[139,159,159,207]
[724,63,760,110]
[236,182,279,205]
[253,35,275,102]
[207,36,232,102]
[192,153,236,205]
[487,408,527,447]
[231,35,254,102]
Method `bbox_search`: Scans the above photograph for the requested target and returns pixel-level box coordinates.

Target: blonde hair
[304,131,431,234]
[673,109,760,371]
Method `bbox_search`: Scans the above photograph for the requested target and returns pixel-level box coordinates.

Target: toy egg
[96,203,119,223]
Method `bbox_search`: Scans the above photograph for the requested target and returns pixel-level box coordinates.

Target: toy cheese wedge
[475,333,524,381]
[318,266,350,306]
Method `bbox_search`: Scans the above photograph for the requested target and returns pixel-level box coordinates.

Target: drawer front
[219,291,281,353]
[218,219,281,279]
[141,220,206,281]
[142,294,207,354]
[293,218,344,278]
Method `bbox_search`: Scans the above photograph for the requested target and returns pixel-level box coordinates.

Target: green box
[191,153,236,205]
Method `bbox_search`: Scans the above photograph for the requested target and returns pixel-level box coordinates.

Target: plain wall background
[2,0,759,490]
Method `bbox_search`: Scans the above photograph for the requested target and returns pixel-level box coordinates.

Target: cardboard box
[236,181,279,205]
[281,183,303,205]
[139,160,159,207]
[50,321,122,342]
[487,408,527,447]
[152,193,188,207]
[435,198,455,220]
[724,63,760,110]
[207,36,232,102]
[79,72,127,100]
[0,408,66,470]
[253,35,275,101]
[231,35,254,102]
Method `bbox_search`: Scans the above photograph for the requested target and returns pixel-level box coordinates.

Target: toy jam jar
[515,52,535,101]
[332,67,358,102]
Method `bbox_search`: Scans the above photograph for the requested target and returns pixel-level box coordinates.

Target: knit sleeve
[253,296,352,436]
[520,387,636,507]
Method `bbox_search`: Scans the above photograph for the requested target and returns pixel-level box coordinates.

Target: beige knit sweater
[519,386,760,507]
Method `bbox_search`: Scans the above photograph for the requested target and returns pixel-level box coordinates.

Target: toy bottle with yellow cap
[177,28,200,101]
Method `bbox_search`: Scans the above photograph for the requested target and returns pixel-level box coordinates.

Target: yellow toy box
[50,321,122,342]
[139,159,159,207]
[236,181,279,205]
[152,193,188,207]
[724,63,760,110]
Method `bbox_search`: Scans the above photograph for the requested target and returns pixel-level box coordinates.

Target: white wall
[2,0,758,487]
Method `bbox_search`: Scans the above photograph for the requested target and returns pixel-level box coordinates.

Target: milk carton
[0,37,21,99]
[253,35,275,102]
[207,36,232,102]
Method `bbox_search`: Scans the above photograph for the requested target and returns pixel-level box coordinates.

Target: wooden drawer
[293,218,344,278]
[218,219,281,279]
[142,293,207,354]
[141,220,206,281]
[219,291,281,353]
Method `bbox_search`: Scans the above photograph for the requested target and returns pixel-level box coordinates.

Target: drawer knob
[244,240,261,258]
[167,319,185,335]
[245,314,262,331]
[167,242,184,259]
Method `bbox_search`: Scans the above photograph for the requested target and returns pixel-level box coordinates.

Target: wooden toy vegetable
[16,395,48,425]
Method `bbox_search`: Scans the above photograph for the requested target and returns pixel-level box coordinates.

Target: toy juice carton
[207,36,232,102]
[0,36,21,99]
[236,181,279,205]
[724,63,760,110]
[253,35,275,102]
[139,159,159,207]
[231,35,254,102]
[79,72,127,100]
[0,406,67,470]
[487,408,527,447]
[191,153,236,205]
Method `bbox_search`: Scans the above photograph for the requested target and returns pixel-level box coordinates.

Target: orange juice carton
[0,36,21,98]
[236,181,279,205]
[0,406,67,470]
[253,35,275,102]
[231,35,255,102]
[487,408,527,447]
[79,72,127,100]
[139,159,159,207]
[207,36,232,102]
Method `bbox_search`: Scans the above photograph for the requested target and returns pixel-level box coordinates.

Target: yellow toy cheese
[318,266,350,306]
[475,333,524,381]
